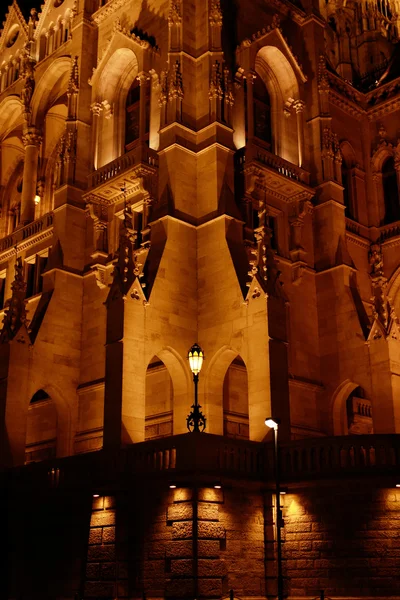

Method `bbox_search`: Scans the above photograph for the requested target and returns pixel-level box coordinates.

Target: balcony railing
[280,434,400,480]
[378,219,400,243]
[5,433,400,493]
[239,141,310,185]
[88,144,159,189]
[0,212,54,254]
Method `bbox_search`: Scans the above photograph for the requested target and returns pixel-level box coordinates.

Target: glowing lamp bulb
[188,343,204,376]
[34,194,40,205]
[265,418,279,429]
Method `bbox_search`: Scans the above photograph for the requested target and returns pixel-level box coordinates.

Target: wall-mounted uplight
[93,493,100,498]
[396,484,400,488]
[34,194,41,205]
[169,484,177,489]
[214,484,222,489]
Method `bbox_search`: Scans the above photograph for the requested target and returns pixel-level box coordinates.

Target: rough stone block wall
[283,483,400,597]
[217,487,266,598]
[85,495,119,598]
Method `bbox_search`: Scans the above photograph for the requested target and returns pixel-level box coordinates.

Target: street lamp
[187,343,206,432]
[265,417,283,600]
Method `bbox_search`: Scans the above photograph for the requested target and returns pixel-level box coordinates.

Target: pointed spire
[247,194,286,299]
[106,189,146,306]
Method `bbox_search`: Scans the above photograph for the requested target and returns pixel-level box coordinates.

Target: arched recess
[145,355,173,439]
[41,100,69,214]
[0,96,25,235]
[382,156,400,224]
[1,153,24,234]
[255,45,301,165]
[0,95,24,141]
[204,346,244,435]
[223,356,249,439]
[31,56,71,126]
[92,47,139,167]
[331,380,373,435]
[386,265,400,314]
[25,389,57,463]
[371,144,400,225]
[146,346,191,436]
[340,141,357,219]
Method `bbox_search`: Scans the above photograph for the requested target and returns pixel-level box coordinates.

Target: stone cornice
[0,227,53,264]
[326,68,400,119]
[345,231,371,250]
[329,89,366,117]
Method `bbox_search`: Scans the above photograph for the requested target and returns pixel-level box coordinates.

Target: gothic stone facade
[1,0,400,598]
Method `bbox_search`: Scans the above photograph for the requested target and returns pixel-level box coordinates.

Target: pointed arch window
[25,389,57,464]
[382,156,400,224]
[342,157,354,218]
[253,76,272,147]
[125,79,149,151]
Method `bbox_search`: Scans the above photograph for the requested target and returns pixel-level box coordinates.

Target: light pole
[187,343,206,432]
[265,417,283,600]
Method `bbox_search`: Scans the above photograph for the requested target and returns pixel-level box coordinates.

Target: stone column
[21,128,42,225]
[245,71,256,140]
[90,102,102,170]
[294,100,306,168]
[137,72,150,144]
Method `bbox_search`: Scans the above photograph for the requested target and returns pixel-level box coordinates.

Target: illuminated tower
[1,0,400,598]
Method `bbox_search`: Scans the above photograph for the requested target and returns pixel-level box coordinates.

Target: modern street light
[265,417,284,600]
[187,343,206,432]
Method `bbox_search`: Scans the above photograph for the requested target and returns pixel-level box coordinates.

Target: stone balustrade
[239,141,311,185]
[88,144,159,189]
[6,433,400,493]
[378,219,400,242]
[0,212,54,254]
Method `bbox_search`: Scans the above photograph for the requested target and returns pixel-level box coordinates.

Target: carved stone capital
[293,99,306,113]
[209,0,223,26]
[137,71,151,86]
[245,70,257,84]
[22,128,42,147]
[90,102,103,117]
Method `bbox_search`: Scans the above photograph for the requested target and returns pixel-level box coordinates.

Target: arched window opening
[342,158,354,218]
[223,356,249,439]
[253,76,272,147]
[382,156,400,224]
[25,389,57,464]
[145,356,173,439]
[346,386,373,435]
[340,142,357,220]
[125,78,149,151]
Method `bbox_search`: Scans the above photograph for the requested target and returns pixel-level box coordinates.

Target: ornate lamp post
[187,343,206,432]
[265,417,283,600]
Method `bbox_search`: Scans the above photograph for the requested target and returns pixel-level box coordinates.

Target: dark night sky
[1,0,37,28]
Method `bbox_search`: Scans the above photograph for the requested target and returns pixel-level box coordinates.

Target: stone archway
[146,346,190,436]
[25,389,57,464]
[223,356,249,439]
[255,44,301,165]
[331,380,372,435]
[145,355,173,439]
[204,346,242,435]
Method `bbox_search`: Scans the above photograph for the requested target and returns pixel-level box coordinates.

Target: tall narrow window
[253,76,272,147]
[125,80,141,151]
[342,159,353,218]
[0,273,6,309]
[382,156,400,224]
[25,254,48,298]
